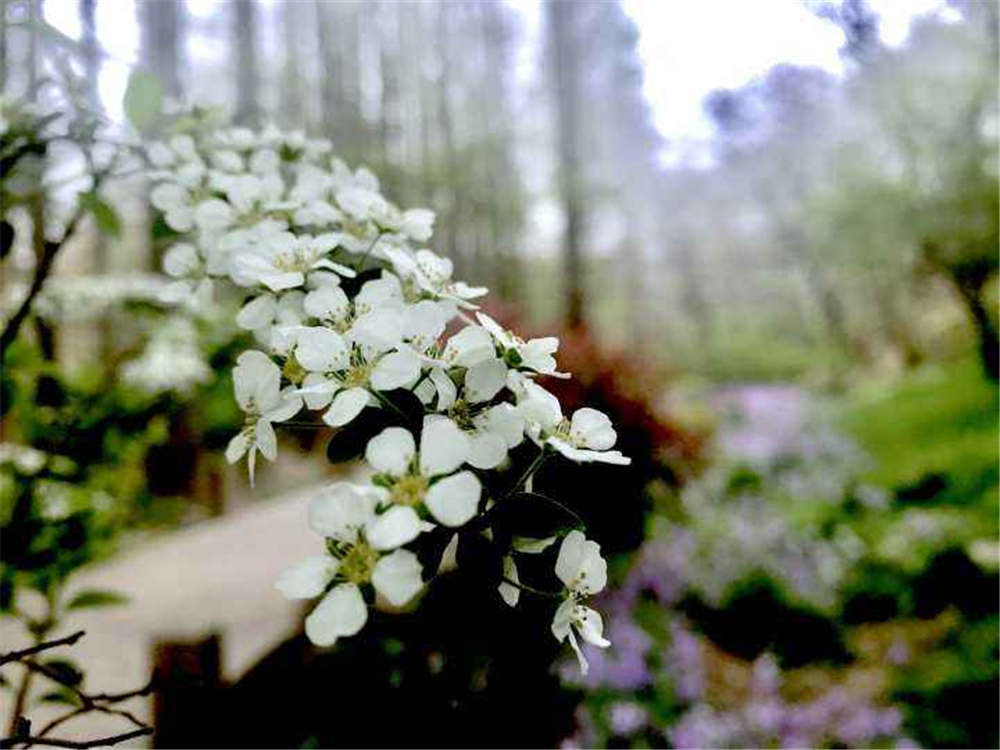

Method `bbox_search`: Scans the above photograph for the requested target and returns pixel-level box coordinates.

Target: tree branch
[0,632,85,668]
[0,208,86,360]
[0,727,152,749]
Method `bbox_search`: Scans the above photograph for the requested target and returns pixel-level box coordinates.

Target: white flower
[150,180,203,232]
[294,325,421,427]
[431,366,522,470]
[234,231,356,292]
[275,483,424,647]
[516,383,630,466]
[551,530,611,674]
[225,350,302,485]
[376,206,436,243]
[159,242,213,307]
[547,407,630,466]
[476,312,567,377]
[498,555,520,607]
[365,416,481,527]
[236,290,309,356]
[385,248,487,308]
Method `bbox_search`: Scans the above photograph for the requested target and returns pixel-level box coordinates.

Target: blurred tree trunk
[673,234,713,342]
[546,0,586,329]
[79,0,100,108]
[138,0,183,98]
[313,0,337,141]
[480,2,521,301]
[872,279,923,368]
[233,0,259,127]
[378,3,401,196]
[27,0,41,94]
[279,1,303,129]
[436,3,462,270]
[80,0,112,367]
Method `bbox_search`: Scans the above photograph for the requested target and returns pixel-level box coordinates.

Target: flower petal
[225,430,251,464]
[555,530,586,588]
[308,483,378,542]
[233,350,280,412]
[275,555,338,599]
[498,556,520,608]
[464,358,507,403]
[370,349,421,391]
[577,606,611,648]
[304,583,368,646]
[303,285,350,322]
[255,418,277,460]
[296,327,350,373]
[365,426,416,476]
[570,407,617,451]
[419,416,469,476]
[467,432,507,470]
[442,325,494,367]
[323,387,370,427]
[236,294,276,330]
[424,471,481,527]
[429,368,457,411]
[367,506,422,551]
[163,242,200,278]
[371,549,424,607]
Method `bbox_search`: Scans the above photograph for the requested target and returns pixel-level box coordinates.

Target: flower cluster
[145,124,630,672]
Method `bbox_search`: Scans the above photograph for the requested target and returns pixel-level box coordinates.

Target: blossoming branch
[145,124,630,674]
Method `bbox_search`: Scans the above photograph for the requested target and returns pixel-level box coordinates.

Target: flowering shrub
[144,124,630,671]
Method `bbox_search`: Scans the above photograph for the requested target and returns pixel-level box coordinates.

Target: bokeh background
[1,0,997,747]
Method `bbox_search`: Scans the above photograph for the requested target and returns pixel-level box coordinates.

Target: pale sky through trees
[44,0,948,161]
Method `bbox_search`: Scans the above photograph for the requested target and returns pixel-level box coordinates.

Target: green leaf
[66,588,128,610]
[79,192,122,239]
[37,688,79,706]
[123,71,164,135]
[41,659,83,688]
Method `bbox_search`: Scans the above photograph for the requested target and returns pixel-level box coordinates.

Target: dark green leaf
[339,268,381,297]
[488,491,583,539]
[413,524,455,579]
[382,388,426,429]
[37,688,79,706]
[0,220,13,260]
[455,528,503,584]
[41,659,83,688]
[326,407,393,464]
[79,192,121,239]
[151,214,181,241]
[0,575,13,613]
[66,588,128,610]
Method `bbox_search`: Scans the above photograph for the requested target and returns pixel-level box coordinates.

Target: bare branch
[0,727,152,749]
[0,633,85,668]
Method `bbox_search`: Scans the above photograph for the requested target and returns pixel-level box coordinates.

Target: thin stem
[506,448,549,500]
[0,632,84,667]
[368,388,411,424]
[0,208,86,360]
[354,230,384,272]
[278,420,327,430]
[1,727,152,749]
[501,576,563,600]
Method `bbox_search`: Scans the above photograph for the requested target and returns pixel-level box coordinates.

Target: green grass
[840,358,998,512]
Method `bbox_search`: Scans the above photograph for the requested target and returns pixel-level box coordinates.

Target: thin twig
[0,633,85,668]
[1,727,152,749]
[0,209,86,359]
[506,448,549,500]
[501,576,563,599]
